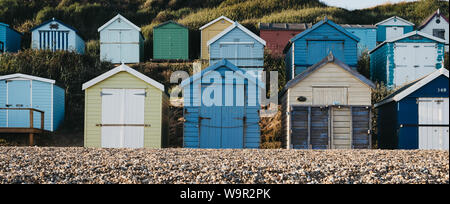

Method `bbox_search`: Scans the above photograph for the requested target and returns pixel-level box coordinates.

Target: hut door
[101,89,145,148]
[6,80,31,128]
[199,85,222,148]
[331,107,352,149]
[307,41,344,65]
[418,98,449,150]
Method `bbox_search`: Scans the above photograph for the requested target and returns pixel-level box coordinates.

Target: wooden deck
[0,108,48,146]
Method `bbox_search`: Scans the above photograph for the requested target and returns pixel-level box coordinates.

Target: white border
[207,22,266,46]
[199,16,234,30]
[98,14,141,32]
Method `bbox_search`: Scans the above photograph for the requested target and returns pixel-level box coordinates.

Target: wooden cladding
[290,105,371,149]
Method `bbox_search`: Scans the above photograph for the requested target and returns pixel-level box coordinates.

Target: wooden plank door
[290,106,309,149]
[331,107,352,149]
[123,89,145,148]
[7,80,31,128]
[101,89,124,148]
[418,98,449,150]
[101,89,145,148]
[310,107,329,149]
[351,107,371,149]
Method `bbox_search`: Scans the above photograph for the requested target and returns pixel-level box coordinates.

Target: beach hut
[341,24,377,57]
[98,14,145,64]
[82,64,168,148]
[418,9,449,51]
[30,18,85,54]
[208,22,266,71]
[0,23,22,53]
[375,16,414,44]
[281,53,375,149]
[375,68,449,150]
[0,74,65,145]
[181,59,262,149]
[369,31,445,88]
[153,21,189,60]
[284,18,360,80]
[199,16,234,60]
[259,23,310,56]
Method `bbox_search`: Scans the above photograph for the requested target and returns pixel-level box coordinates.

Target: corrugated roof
[259,23,311,30]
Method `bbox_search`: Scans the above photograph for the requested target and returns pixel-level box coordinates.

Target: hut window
[436,18,441,24]
[0,41,4,53]
[433,29,445,40]
[297,96,307,102]
[221,20,225,24]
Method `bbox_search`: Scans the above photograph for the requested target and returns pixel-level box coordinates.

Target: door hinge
[134,92,147,97]
[100,92,113,96]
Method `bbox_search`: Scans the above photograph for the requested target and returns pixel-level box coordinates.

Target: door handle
[199,117,211,120]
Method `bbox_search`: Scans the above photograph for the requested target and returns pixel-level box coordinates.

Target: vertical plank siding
[0,23,22,53]
[153,22,189,60]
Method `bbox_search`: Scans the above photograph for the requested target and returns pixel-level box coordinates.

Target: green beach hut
[153,21,189,60]
[82,63,169,148]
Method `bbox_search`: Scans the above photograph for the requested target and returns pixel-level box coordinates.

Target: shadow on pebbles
[0,147,448,184]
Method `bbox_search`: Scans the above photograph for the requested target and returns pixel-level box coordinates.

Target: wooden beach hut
[82,64,168,148]
[375,68,448,150]
[153,21,189,60]
[281,53,375,149]
[200,16,234,60]
[0,23,22,53]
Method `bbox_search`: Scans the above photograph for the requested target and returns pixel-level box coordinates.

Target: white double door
[101,89,146,148]
[418,98,449,150]
[394,43,437,86]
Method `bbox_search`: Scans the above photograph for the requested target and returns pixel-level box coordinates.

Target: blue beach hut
[30,18,85,54]
[375,68,448,150]
[181,59,263,149]
[0,23,22,53]
[284,18,360,80]
[0,73,65,132]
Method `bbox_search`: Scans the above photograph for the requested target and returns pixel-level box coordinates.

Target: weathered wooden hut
[418,9,449,51]
[30,18,85,54]
[284,18,360,80]
[375,16,414,44]
[0,23,22,53]
[207,22,266,71]
[153,21,189,60]
[341,24,377,57]
[0,74,65,145]
[199,16,234,60]
[259,23,310,56]
[375,68,448,150]
[369,31,445,88]
[82,64,168,148]
[281,53,375,149]
[98,14,144,64]
[181,59,262,149]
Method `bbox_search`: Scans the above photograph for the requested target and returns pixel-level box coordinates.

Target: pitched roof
[98,14,141,32]
[369,30,446,54]
[30,18,85,40]
[281,52,375,94]
[207,22,266,46]
[0,73,55,84]
[82,63,164,91]
[153,20,188,29]
[199,16,234,30]
[180,59,264,88]
[289,17,360,43]
[374,68,449,108]
[375,16,415,26]
[0,22,23,36]
[259,23,311,31]
[419,9,449,30]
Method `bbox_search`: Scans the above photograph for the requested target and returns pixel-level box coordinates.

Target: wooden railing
[0,108,44,130]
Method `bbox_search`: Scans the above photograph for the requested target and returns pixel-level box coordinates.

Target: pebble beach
[0,147,448,184]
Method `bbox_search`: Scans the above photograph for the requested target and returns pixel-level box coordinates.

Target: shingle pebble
[0,147,448,184]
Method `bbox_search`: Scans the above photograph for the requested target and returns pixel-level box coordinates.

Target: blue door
[7,80,31,128]
[199,84,246,148]
[199,85,222,148]
[307,40,345,65]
